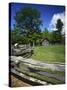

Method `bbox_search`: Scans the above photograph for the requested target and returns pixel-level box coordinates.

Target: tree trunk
[33,42,35,47]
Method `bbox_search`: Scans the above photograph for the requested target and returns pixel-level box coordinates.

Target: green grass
[32,45,65,63]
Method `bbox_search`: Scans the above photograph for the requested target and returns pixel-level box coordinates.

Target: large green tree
[50,19,64,44]
[14,7,42,46]
[56,19,63,32]
[56,19,63,43]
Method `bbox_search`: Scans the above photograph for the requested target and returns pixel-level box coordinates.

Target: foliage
[11,27,28,44]
[42,28,49,39]
[13,7,42,46]
[14,7,42,32]
[53,19,64,44]
[11,7,65,45]
[56,19,63,32]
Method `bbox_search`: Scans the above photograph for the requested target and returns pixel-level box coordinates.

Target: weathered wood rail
[10,56,65,86]
[11,68,47,86]
[11,44,33,56]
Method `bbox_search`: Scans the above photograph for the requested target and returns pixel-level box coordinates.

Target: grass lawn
[31,45,65,63]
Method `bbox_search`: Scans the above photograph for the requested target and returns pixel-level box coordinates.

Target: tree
[11,27,19,44]
[42,28,49,39]
[56,19,63,43]
[27,31,42,46]
[14,7,42,46]
[11,26,28,44]
[48,31,54,44]
[56,19,63,32]
[50,19,64,44]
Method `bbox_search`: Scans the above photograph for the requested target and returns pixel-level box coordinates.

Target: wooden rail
[11,44,33,56]
[10,68,44,86]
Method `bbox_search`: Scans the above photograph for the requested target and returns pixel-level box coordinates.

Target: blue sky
[10,3,65,32]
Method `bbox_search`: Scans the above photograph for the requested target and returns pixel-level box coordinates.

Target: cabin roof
[42,38,49,42]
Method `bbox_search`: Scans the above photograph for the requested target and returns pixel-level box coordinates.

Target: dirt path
[11,75,31,87]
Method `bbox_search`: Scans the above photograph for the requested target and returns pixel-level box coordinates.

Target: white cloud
[49,12,65,34]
